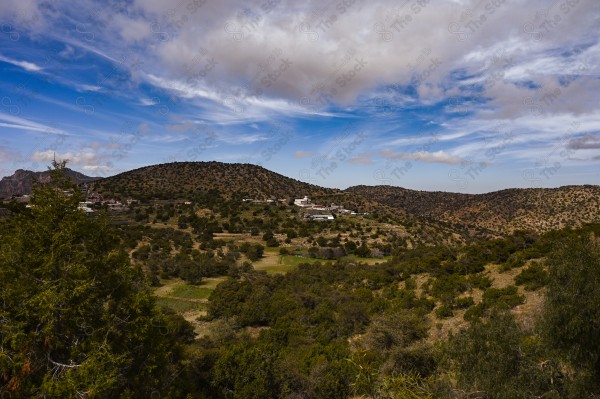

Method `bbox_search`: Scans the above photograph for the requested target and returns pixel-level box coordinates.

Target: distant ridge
[5,161,597,238]
[0,168,101,199]
[345,184,600,235]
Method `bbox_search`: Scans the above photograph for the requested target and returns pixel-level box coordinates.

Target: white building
[78,201,94,213]
[310,214,334,221]
[294,196,313,207]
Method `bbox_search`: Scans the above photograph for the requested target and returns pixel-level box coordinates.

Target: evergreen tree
[0,161,189,398]
[542,234,600,393]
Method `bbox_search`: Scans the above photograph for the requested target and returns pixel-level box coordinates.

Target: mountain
[90,162,337,200]
[345,184,600,236]
[88,162,471,246]
[0,168,101,199]
[90,161,599,239]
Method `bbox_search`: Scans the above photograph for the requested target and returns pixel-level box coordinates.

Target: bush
[239,242,265,261]
[430,274,468,301]
[467,273,493,290]
[542,236,600,386]
[482,285,524,309]
[445,310,550,398]
[464,286,524,321]
[515,262,549,291]
[435,305,454,319]
[453,296,475,309]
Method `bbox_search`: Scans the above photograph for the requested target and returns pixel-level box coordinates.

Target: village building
[294,196,313,207]
[309,214,335,221]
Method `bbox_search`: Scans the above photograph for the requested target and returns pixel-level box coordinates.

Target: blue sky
[0,0,599,193]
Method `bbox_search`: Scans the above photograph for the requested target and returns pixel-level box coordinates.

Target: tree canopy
[0,161,190,398]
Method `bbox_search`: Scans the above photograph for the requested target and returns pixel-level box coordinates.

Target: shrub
[542,235,600,385]
[435,305,454,319]
[453,296,475,309]
[515,262,549,291]
[445,310,550,398]
[482,285,525,309]
[464,286,524,321]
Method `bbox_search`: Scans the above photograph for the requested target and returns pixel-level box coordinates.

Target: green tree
[0,162,187,398]
[444,310,550,398]
[211,342,278,399]
[542,235,600,391]
[355,242,371,258]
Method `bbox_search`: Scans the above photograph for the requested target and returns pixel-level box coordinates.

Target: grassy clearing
[344,254,393,265]
[170,284,213,300]
[155,277,227,297]
[155,297,205,313]
[252,249,392,274]
[201,276,228,289]
[253,251,322,274]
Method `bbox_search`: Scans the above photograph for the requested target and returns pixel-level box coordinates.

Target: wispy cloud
[0,114,67,135]
[32,150,102,165]
[0,55,43,72]
[567,134,600,150]
[348,155,372,165]
[380,149,465,165]
[0,0,598,191]
[295,150,315,158]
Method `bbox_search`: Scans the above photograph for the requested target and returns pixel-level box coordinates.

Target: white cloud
[567,134,600,150]
[82,165,112,173]
[165,122,196,132]
[380,149,465,164]
[0,114,66,134]
[219,133,267,145]
[113,14,151,42]
[295,150,315,158]
[348,155,372,165]
[32,150,102,165]
[77,84,102,92]
[0,55,42,72]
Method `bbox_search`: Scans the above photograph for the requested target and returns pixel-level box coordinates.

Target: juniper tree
[0,161,190,398]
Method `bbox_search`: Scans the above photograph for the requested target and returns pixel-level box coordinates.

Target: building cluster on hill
[242,198,287,204]
[293,196,358,221]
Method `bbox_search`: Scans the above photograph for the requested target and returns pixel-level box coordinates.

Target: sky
[0,0,599,193]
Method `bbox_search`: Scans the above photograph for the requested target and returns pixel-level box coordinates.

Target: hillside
[90,162,335,200]
[89,162,466,246]
[346,184,600,236]
[0,168,100,198]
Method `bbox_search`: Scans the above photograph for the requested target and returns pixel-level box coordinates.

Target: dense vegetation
[347,184,600,237]
[1,163,600,398]
[90,161,331,201]
[0,162,192,397]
